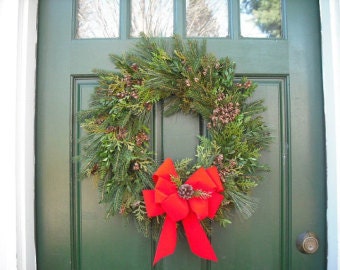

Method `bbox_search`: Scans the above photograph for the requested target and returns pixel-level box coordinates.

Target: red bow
[142,158,224,265]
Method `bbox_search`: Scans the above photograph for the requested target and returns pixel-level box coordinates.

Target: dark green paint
[36,0,326,269]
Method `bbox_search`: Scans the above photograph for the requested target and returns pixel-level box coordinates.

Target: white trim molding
[0,0,19,267]
[16,0,38,269]
[0,0,38,269]
[319,0,340,269]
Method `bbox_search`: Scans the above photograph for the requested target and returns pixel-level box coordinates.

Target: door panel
[212,78,287,270]
[72,79,153,269]
[36,0,326,269]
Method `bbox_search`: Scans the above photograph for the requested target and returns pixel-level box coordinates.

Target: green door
[36,0,326,269]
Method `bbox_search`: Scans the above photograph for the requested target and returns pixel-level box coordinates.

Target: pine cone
[135,132,149,146]
[132,162,140,171]
[116,127,128,140]
[210,102,240,127]
[178,184,194,200]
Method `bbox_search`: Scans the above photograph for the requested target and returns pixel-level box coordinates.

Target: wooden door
[36,0,326,269]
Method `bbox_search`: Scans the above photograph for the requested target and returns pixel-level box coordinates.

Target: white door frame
[0,0,338,269]
[321,0,340,269]
[0,0,38,269]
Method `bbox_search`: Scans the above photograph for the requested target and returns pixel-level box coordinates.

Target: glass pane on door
[240,0,282,38]
[186,0,229,37]
[130,0,174,37]
[75,0,120,39]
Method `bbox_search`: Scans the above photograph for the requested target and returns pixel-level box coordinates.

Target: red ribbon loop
[142,158,224,265]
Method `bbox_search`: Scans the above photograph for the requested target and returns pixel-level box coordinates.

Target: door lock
[296,231,319,254]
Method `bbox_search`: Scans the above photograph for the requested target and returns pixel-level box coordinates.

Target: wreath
[79,34,270,264]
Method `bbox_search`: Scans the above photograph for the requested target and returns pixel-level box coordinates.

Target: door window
[75,0,120,39]
[186,0,229,37]
[75,0,283,39]
[130,0,174,37]
[240,0,283,38]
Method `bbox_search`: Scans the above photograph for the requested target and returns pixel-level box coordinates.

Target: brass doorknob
[296,232,319,254]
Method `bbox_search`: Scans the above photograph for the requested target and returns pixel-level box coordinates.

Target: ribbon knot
[142,158,224,265]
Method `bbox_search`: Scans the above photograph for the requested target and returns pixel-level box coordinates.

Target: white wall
[319,0,340,269]
[0,0,338,269]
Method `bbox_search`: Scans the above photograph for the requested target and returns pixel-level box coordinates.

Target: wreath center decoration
[80,34,270,265]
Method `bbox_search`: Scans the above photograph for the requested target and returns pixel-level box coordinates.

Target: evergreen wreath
[79,34,271,249]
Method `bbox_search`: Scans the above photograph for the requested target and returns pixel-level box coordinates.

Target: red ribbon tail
[182,212,218,262]
[153,216,177,265]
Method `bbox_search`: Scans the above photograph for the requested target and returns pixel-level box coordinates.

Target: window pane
[75,0,119,39]
[186,0,229,38]
[130,0,174,37]
[240,0,282,38]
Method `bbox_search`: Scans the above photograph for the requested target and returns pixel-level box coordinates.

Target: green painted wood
[71,79,153,270]
[212,78,286,269]
[287,1,326,269]
[36,0,326,269]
